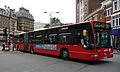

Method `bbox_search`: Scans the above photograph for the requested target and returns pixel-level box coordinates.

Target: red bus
[15,21,113,60]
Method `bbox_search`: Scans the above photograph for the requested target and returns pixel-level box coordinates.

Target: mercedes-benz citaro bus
[14,21,113,61]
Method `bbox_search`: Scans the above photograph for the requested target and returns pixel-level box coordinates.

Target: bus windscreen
[94,22,111,48]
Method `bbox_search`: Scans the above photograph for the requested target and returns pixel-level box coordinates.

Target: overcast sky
[0,0,75,23]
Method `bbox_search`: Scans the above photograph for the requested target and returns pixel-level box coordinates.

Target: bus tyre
[60,49,69,59]
[30,47,34,54]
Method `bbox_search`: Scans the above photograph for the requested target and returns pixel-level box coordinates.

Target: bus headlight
[109,48,111,52]
[91,54,99,57]
[110,53,113,55]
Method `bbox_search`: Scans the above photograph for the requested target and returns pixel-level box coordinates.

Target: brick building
[84,0,112,23]
[76,0,104,23]
[76,0,113,23]
[76,0,80,23]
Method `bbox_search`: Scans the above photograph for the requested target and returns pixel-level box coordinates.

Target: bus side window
[35,34,43,44]
[63,35,67,44]
[49,36,55,44]
[59,35,66,44]
[39,37,43,44]
[48,34,57,44]
[59,35,71,44]
[44,35,49,44]
[75,32,81,44]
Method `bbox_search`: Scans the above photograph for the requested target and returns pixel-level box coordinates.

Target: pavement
[113,50,120,55]
[0,46,3,50]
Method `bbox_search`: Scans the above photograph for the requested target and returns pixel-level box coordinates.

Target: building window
[119,14,120,26]
[80,1,82,7]
[119,0,120,9]
[113,1,118,11]
[81,9,82,15]
[112,14,120,27]
[113,0,120,12]
[116,15,118,26]
[106,9,112,17]
[77,0,80,4]
[93,14,97,21]
[80,16,82,22]
[112,16,115,27]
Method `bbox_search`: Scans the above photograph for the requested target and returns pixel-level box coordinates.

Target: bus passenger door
[24,33,28,51]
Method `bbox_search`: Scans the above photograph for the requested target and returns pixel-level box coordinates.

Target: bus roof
[18,32,26,35]
[28,21,93,33]
[19,21,109,34]
[33,28,48,31]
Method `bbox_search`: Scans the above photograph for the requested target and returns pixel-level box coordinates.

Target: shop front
[112,28,120,50]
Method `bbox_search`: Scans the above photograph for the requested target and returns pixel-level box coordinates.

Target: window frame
[113,0,120,12]
[106,8,112,17]
[113,1,118,11]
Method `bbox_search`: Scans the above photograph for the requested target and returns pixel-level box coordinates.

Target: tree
[44,24,50,28]
[51,17,61,25]
[44,17,61,28]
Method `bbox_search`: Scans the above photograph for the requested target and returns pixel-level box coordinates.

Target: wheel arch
[60,47,69,59]
[60,47,69,53]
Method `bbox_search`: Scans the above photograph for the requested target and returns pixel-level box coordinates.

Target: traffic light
[3,28,7,35]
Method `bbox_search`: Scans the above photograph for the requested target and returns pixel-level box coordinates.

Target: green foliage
[44,17,61,28]
[44,24,50,28]
[51,17,61,25]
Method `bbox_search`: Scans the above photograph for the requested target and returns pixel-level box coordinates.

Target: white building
[111,0,120,49]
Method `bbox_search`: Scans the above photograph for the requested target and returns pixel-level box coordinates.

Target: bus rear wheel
[60,49,69,59]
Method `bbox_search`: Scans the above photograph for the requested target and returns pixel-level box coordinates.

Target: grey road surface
[0,47,120,72]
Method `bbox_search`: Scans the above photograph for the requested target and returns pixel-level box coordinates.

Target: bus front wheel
[60,49,69,59]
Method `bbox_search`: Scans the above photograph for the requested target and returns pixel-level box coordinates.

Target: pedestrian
[2,42,5,51]
[10,42,14,51]
[12,42,14,51]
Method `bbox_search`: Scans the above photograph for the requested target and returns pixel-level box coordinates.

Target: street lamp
[44,12,59,24]
[8,8,16,51]
[5,6,12,47]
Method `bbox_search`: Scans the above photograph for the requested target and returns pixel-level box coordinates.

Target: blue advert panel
[35,44,57,50]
